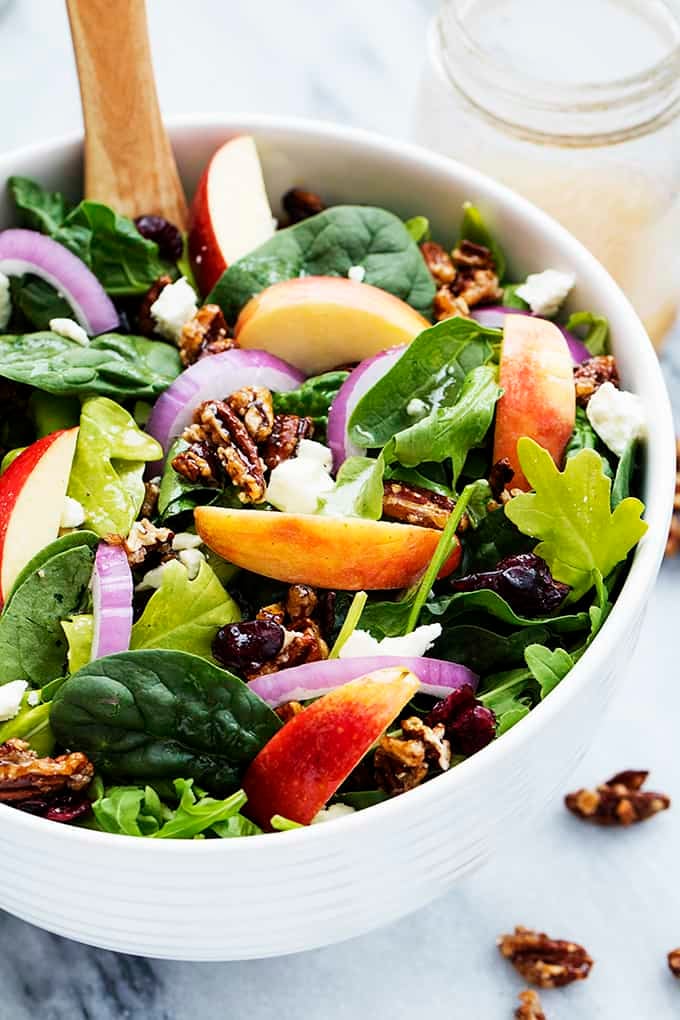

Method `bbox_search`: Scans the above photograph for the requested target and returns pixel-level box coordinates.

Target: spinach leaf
[0,539,97,684]
[358,597,413,640]
[0,332,181,400]
[433,623,551,675]
[524,644,574,699]
[4,530,98,609]
[424,589,590,633]
[349,317,500,448]
[272,371,349,442]
[404,216,430,243]
[338,790,389,810]
[9,176,71,234]
[61,614,94,674]
[158,438,222,522]
[460,202,507,280]
[565,311,610,356]
[319,455,384,519]
[130,559,241,660]
[477,667,537,734]
[207,206,436,320]
[462,506,536,573]
[612,440,637,508]
[383,463,453,497]
[9,275,73,330]
[500,283,530,310]
[50,649,282,794]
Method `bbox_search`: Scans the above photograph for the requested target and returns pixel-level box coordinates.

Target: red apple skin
[243,667,420,827]
[188,163,225,294]
[493,315,576,490]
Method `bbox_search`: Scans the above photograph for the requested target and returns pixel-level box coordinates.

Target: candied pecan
[282,187,326,223]
[179,304,234,366]
[137,274,173,336]
[425,684,497,757]
[275,701,305,723]
[0,739,94,803]
[246,620,328,680]
[172,426,221,484]
[573,355,620,407]
[515,989,546,1020]
[194,399,266,503]
[140,477,160,519]
[451,240,502,308]
[286,584,319,623]
[226,386,274,443]
[420,241,456,286]
[256,602,287,626]
[374,734,428,796]
[488,457,515,500]
[668,948,680,977]
[666,438,680,558]
[382,481,454,530]
[118,518,174,568]
[565,769,670,826]
[433,285,470,322]
[498,926,593,988]
[261,414,315,470]
[317,590,337,642]
[400,717,451,771]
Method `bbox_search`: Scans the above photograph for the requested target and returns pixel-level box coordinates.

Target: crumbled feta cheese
[348,265,366,283]
[0,680,27,722]
[60,496,86,529]
[26,691,40,707]
[586,382,646,457]
[150,277,198,342]
[311,803,357,824]
[178,547,205,580]
[172,532,203,552]
[406,398,428,418]
[135,562,172,592]
[266,439,335,514]
[0,272,11,330]
[49,317,90,346]
[339,623,442,659]
[515,269,575,317]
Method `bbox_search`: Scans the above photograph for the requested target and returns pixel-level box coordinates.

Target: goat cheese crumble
[586,382,646,457]
[348,265,366,283]
[60,496,86,529]
[177,547,205,580]
[339,623,442,659]
[266,439,335,515]
[406,398,429,418]
[49,317,89,346]
[515,269,575,317]
[312,804,357,824]
[150,277,197,342]
[0,272,11,330]
[172,532,203,552]
[0,680,27,722]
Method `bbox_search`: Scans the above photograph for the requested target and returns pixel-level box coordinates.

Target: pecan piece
[0,739,94,803]
[256,602,287,626]
[515,989,546,1020]
[420,241,455,285]
[666,438,680,558]
[172,426,221,484]
[226,386,274,443]
[194,399,267,503]
[140,477,160,519]
[137,274,173,336]
[382,480,454,529]
[261,414,315,470]
[374,716,450,796]
[498,926,593,988]
[565,769,670,826]
[179,304,235,367]
[286,583,319,623]
[668,948,680,978]
[117,518,174,568]
[282,187,326,224]
[451,240,502,308]
[573,355,620,407]
[433,285,470,322]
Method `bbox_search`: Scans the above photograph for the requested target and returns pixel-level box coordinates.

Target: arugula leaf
[505,439,647,599]
[68,397,162,536]
[383,464,453,497]
[565,406,613,478]
[0,699,54,756]
[9,176,71,234]
[207,205,436,320]
[158,438,222,522]
[460,202,507,280]
[92,784,164,836]
[272,371,349,442]
[212,813,263,838]
[358,596,413,640]
[319,455,384,519]
[424,589,590,633]
[565,311,610,356]
[50,649,282,795]
[434,624,551,675]
[130,559,241,660]
[477,668,536,734]
[612,439,637,508]
[500,283,530,310]
[0,332,181,400]
[464,478,493,527]
[461,506,535,572]
[524,644,574,699]
[152,779,246,839]
[404,215,430,243]
[61,614,94,674]
[349,317,500,448]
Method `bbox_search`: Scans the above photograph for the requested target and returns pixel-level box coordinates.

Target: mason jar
[413,0,680,347]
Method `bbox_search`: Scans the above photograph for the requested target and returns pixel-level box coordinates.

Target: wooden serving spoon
[66,0,189,229]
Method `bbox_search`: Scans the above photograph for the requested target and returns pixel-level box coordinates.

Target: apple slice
[189,136,275,294]
[0,428,78,606]
[234,276,430,375]
[243,666,419,827]
[493,315,576,490]
[194,507,459,590]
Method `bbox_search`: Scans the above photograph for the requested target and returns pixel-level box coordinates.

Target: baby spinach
[433,623,551,675]
[50,649,282,794]
[207,205,436,320]
[319,455,384,519]
[424,589,590,634]
[0,331,181,400]
[272,371,349,442]
[9,275,73,331]
[349,317,500,449]
[459,202,507,280]
[158,438,222,522]
[612,439,637,508]
[4,530,98,609]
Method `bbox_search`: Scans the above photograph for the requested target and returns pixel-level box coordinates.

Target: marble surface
[1,1,680,1017]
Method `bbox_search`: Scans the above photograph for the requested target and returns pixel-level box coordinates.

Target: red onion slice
[146,348,305,455]
[471,306,590,363]
[327,346,406,471]
[0,228,119,335]
[248,655,478,708]
[91,542,133,660]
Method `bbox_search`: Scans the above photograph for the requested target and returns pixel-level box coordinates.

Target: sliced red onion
[327,346,406,471]
[0,228,119,335]
[248,655,478,708]
[471,306,590,364]
[91,542,133,660]
[146,348,305,455]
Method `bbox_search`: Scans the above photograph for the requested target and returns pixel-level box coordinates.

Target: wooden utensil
[66,0,189,229]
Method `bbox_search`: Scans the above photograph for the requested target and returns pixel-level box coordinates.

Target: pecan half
[498,926,593,988]
[668,948,680,978]
[193,399,267,503]
[666,438,680,558]
[374,716,451,796]
[140,477,160,519]
[382,480,454,529]
[0,739,93,803]
[573,355,620,407]
[137,274,173,336]
[420,241,456,286]
[118,518,174,568]
[451,240,502,307]
[515,990,546,1020]
[226,386,274,443]
[179,304,235,367]
[565,769,670,826]
[434,285,470,322]
[286,584,319,623]
[261,414,315,470]
[172,428,221,484]
[282,187,326,224]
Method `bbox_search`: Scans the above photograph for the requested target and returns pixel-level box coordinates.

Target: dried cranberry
[17,792,92,824]
[134,214,183,261]
[212,620,285,673]
[424,684,496,757]
[449,552,569,616]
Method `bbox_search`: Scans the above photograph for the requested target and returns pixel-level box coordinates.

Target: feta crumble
[150,277,197,342]
[0,680,27,722]
[311,804,357,824]
[339,623,442,660]
[0,272,11,330]
[586,382,646,458]
[135,562,171,592]
[515,269,575,317]
[49,317,89,346]
[266,439,335,514]
[406,398,428,418]
[177,547,205,580]
[172,532,203,552]
[60,496,86,529]
[348,265,366,283]
[26,691,40,707]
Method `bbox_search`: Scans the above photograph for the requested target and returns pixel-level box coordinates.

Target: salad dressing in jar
[414,0,680,346]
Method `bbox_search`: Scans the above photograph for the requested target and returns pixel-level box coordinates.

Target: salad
[0,136,647,839]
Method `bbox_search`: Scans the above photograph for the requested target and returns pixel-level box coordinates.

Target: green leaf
[461,506,535,573]
[404,215,430,244]
[158,437,222,522]
[50,649,282,794]
[464,478,493,527]
[565,406,613,478]
[130,559,241,659]
[272,371,349,443]
[349,317,500,449]
[9,176,71,234]
[612,440,637,509]
[460,202,506,280]
[0,332,181,400]
[208,205,436,320]
[435,624,551,675]
[505,439,647,599]
[212,813,263,838]
[524,644,574,699]
[61,614,94,674]
[338,790,389,810]
[151,779,246,839]
[4,530,99,610]
[0,698,54,756]
[270,814,304,831]
[477,667,537,733]
[319,455,384,519]
[29,391,80,438]
[383,464,453,498]
[9,275,73,330]
[358,596,414,640]
[92,784,164,836]
[68,397,162,536]
[500,283,530,310]
[424,589,590,633]
[329,591,368,659]
[565,311,610,356]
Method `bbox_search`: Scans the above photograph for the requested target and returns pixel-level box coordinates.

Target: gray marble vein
[1,1,679,1017]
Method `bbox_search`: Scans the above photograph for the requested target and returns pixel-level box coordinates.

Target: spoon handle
[66,0,189,229]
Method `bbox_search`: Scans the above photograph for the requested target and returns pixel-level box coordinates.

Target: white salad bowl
[0,115,674,961]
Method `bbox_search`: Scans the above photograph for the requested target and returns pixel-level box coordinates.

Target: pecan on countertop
[137,274,173,336]
[382,481,454,530]
[179,304,235,366]
[116,518,174,569]
[190,399,267,504]
[515,989,546,1020]
[498,926,593,988]
[668,948,680,978]
[573,355,620,407]
[420,240,456,286]
[666,438,680,558]
[0,739,93,803]
[565,769,670,826]
[226,386,274,443]
[261,413,315,470]
[282,187,326,224]
[374,717,451,796]
[451,240,503,308]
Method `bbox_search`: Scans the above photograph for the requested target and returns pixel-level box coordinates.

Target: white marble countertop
[1,2,679,1017]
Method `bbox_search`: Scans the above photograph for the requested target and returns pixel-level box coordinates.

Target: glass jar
[414,0,680,347]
